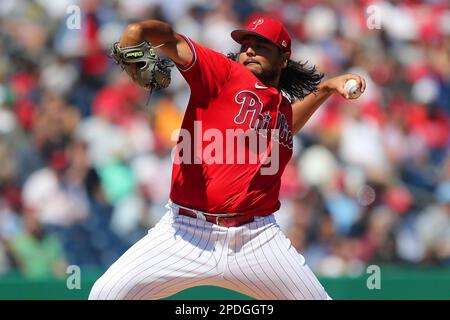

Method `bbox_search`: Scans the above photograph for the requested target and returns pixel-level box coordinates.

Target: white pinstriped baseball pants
[88,202,331,300]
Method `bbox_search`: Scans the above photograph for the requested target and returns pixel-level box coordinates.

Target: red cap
[231,17,292,58]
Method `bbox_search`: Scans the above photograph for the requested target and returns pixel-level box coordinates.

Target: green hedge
[1,266,449,300]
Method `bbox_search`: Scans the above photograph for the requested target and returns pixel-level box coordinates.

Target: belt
[177,207,255,227]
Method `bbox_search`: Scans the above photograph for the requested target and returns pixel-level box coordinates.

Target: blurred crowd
[0,0,449,279]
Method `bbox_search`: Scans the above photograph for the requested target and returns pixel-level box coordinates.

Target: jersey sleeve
[176,34,233,103]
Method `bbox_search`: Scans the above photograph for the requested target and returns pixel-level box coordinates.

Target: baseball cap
[231,17,292,58]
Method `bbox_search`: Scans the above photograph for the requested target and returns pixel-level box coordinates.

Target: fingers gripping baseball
[343,74,366,99]
[326,74,366,99]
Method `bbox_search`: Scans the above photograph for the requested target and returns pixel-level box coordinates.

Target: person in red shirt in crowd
[89,17,365,300]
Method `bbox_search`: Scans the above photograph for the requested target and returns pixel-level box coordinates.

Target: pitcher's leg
[89,213,221,300]
[223,217,330,300]
[128,217,227,300]
[265,221,330,300]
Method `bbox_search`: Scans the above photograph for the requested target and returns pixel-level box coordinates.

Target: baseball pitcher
[89,17,365,300]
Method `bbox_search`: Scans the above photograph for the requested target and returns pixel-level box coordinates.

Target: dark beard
[247,65,278,87]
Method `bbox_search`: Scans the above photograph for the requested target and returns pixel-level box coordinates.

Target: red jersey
[169,36,293,216]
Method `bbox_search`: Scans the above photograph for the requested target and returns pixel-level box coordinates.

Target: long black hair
[227,52,324,102]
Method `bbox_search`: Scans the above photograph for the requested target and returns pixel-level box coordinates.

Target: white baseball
[344,79,362,99]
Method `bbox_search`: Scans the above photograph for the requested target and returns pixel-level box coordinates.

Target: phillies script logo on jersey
[274,111,293,150]
[169,90,297,176]
[234,91,271,131]
[233,90,293,150]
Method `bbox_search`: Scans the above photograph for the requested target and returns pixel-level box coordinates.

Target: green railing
[1,266,449,300]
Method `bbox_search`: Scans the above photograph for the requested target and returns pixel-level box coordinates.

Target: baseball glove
[111,41,173,91]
